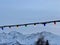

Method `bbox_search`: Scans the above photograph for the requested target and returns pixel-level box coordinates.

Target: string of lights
[0,20,60,30]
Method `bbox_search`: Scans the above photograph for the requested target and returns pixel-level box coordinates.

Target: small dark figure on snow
[35,36,45,45]
[45,40,49,45]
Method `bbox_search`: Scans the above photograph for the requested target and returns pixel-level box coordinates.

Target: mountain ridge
[0,31,60,45]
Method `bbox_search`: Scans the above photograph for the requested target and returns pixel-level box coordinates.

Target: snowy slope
[40,31,60,45]
[0,31,60,45]
[22,31,60,45]
[0,31,25,45]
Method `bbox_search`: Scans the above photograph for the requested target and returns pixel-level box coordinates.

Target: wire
[0,20,60,30]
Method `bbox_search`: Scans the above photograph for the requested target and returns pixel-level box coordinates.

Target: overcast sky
[0,0,60,35]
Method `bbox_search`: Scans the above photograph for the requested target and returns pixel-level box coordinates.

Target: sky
[0,0,60,35]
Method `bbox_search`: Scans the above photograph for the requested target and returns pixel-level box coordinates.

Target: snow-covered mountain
[23,31,60,45]
[0,31,60,45]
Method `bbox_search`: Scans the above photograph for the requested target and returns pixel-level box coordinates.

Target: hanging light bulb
[16,25,19,29]
[34,23,36,25]
[9,26,11,28]
[16,25,19,27]
[54,21,56,25]
[43,23,46,26]
[25,24,27,27]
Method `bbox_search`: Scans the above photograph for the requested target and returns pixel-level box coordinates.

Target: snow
[0,31,60,45]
